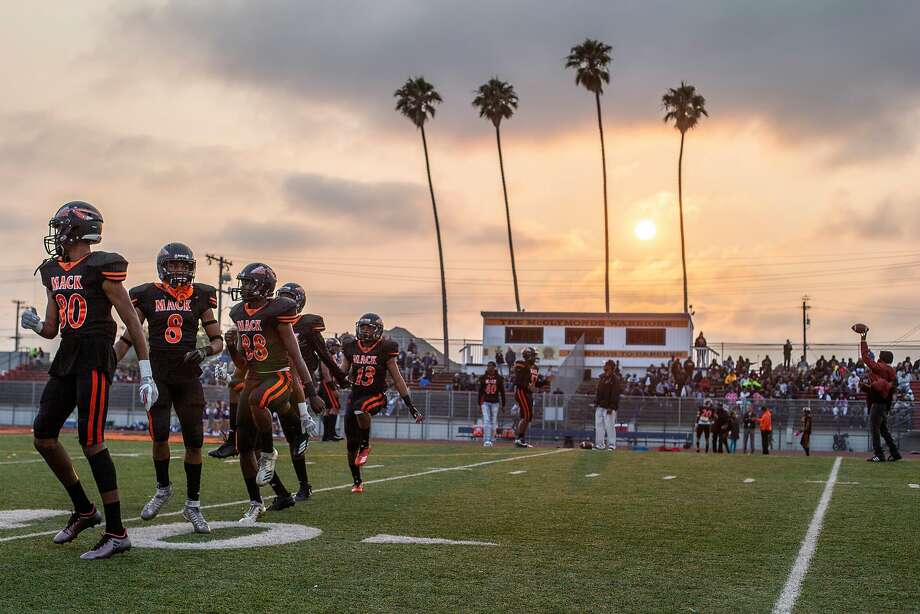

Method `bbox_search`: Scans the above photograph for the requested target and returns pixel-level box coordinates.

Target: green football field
[0,434,917,613]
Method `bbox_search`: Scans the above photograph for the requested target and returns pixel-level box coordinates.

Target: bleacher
[911,381,920,430]
[0,362,49,382]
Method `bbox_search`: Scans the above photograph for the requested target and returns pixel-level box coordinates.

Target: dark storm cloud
[110,1,920,160]
[283,173,426,230]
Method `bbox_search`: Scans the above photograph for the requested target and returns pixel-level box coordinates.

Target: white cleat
[140,484,172,520]
[182,501,211,534]
[256,449,279,485]
[239,501,265,525]
[483,441,494,448]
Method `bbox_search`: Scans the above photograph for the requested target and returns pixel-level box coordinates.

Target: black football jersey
[130,283,217,355]
[39,251,128,341]
[513,360,539,395]
[293,313,327,373]
[479,373,505,404]
[343,338,399,395]
[229,297,298,374]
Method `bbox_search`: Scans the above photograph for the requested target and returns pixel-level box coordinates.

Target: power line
[205,255,233,330]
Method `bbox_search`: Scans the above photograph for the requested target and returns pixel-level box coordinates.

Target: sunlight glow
[635,219,657,241]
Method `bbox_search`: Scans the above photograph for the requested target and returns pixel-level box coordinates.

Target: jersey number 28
[241,333,269,362]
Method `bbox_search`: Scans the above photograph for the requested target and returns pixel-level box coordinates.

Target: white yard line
[508,470,527,475]
[772,456,842,614]
[0,448,572,543]
[743,478,755,484]
[585,473,600,478]
[662,475,677,480]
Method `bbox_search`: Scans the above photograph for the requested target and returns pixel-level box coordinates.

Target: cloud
[823,198,917,240]
[283,173,426,230]
[106,1,920,160]
[220,219,326,253]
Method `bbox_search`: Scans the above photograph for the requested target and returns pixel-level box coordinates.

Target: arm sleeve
[478,377,486,404]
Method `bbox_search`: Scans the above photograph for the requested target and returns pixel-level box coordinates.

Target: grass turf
[0,435,917,613]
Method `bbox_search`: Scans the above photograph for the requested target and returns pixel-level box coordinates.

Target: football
[851,323,869,335]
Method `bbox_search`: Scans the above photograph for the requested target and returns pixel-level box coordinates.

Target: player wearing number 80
[114,243,223,534]
[26,201,157,560]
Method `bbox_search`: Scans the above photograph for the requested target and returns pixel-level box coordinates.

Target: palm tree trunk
[420,124,450,370]
[677,130,688,314]
[595,91,610,313]
[495,125,521,312]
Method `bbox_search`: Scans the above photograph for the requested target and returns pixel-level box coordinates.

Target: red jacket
[860,341,895,404]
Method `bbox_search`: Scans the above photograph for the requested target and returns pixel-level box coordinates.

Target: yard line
[662,475,677,480]
[772,456,842,614]
[743,478,755,484]
[585,473,600,478]
[0,448,572,543]
[508,470,527,475]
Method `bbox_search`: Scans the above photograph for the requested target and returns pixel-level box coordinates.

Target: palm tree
[662,82,708,314]
[566,38,613,312]
[473,77,521,312]
[395,77,450,369]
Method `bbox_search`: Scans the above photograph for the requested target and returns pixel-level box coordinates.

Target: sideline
[772,456,842,614]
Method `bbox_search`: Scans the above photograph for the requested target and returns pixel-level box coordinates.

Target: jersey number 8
[165,314,183,344]
[240,333,269,362]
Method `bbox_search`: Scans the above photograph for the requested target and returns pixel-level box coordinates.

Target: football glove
[403,396,424,424]
[138,359,159,410]
[183,347,209,365]
[21,307,42,333]
[298,402,318,436]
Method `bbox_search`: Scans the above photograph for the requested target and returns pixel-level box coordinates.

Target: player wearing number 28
[115,242,223,534]
[25,201,157,560]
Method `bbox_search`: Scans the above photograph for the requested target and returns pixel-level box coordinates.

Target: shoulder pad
[272,297,299,324]
[88,251,128,269]
[302,314,326,332]
[342,340,358,355]
[129,283,154,304]
[193,283,219,308]
[228,302,244,320]
[382,339,400,356]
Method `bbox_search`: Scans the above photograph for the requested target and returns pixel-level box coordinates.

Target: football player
[113,243,222,533]
[208,344,244,459]
[512,347,540,448]
[341,314,423,492]
[478,361,506,447]
[227,263,324,524]
[22,202,157,560]
[695,400,714,453]
[319,337,345,441]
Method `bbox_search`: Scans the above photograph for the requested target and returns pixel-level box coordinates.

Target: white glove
[21,307,43,333]
[138,359,158,410]
[298,402,318,436]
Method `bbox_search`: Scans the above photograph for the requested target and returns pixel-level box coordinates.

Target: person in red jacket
[859,332,901,462]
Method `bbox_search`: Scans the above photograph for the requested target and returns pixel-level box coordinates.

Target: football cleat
[888,453,902,462]
[239,501,266,525]
[351,481,364,494]
[255,449,279,485]
[295,484,313,502]
[514,439,534,448]
[53,507,102,544]
[267,494,296,513]
[80,531,131,560]
[208,440,238,459]
[182,502,211,534]
[483,441,494,448]
[140,484,173,520]
[867,455,885,462]
[354,445,371,466]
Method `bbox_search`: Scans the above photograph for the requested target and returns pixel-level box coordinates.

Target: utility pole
[801,296,811,365]
[206,255,233,330]
[11,299,26,352]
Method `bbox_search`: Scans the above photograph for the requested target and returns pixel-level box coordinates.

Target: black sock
[360,427,370,449]
[269,474,290,498]
[65,481,93,514]
[259,431,275,455]
[325,415,337,438]
[244,477,262,503]
[184,462,202,501]
[103,501,124,535]
[349,462,361,483]
[226,429,236,445]
[292,456,308,485]
[154,458,170,487]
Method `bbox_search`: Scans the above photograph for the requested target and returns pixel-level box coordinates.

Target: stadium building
[479,311,693,375]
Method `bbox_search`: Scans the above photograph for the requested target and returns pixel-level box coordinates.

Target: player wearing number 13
[114,242,223,534]
[25,201,157,560]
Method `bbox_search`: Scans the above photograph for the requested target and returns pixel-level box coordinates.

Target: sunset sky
[2,1,919,356]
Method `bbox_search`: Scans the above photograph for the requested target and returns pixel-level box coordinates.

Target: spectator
[728,409,740,454]
[798,408,812,456]
[759,406,773,455]
[594,360,621,451]
[783,340,793,369]
[504,347,516,370]
[407,339,418,355]
[495,349,505,375]
[694,331,708,365]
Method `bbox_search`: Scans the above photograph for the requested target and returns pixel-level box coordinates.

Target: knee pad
[86,448,118,493]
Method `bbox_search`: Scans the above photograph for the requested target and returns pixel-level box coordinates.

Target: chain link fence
[0,381,912,452]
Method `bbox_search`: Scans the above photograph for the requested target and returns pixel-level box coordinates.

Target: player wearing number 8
[114,242,223,534]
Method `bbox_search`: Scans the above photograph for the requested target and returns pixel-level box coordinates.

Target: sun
[634,219,656,241]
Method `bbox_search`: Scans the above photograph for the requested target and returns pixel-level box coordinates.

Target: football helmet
[522,346,538,364]
[326,337,342,353]
[356,313,384,342]
[44,201,104,258]
[276,282,306,312]
[156,242,196,287]
[230,262,277,302]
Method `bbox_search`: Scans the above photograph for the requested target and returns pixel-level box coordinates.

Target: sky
[2,1,920,357]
